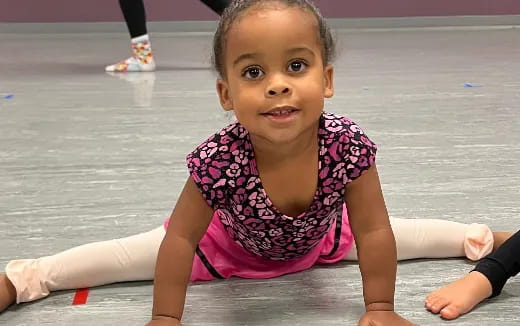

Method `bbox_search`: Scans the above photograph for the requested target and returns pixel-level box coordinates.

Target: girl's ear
[217,79,234,111]
[323,64,334,98]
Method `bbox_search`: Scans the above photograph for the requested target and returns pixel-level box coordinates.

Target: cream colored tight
[5,218,492,303]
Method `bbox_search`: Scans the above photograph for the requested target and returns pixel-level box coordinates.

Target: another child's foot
[425,271,492,320]
[105,56,156,72]
[0,273,16,312]
[105,34,156,72]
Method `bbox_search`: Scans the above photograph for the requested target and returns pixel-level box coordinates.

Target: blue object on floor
[464,83,483,88]
[4,94,14,99]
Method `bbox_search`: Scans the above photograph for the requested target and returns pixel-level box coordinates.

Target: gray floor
[1,25,519,325]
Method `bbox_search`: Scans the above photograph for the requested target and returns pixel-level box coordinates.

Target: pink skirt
[165,205,354,282]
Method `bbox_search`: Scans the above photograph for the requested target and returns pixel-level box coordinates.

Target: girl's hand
[359,311,418,326]
[145,316,182,326]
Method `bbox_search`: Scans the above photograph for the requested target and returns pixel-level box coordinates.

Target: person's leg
[106,0,156,72]
[344,217,501,261]
[199,0,230,15]
[105,0,231,72]
[426,230,519,320]
[0,226,165,312]
[120,0,147,38]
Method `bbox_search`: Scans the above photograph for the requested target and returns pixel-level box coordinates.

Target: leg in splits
[0,226,165,311]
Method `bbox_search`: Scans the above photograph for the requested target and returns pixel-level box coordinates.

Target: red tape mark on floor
[72,288,90,305]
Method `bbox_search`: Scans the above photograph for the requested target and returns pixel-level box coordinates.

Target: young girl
[106,0,229,72]
[0,0,512,325]
[426,230,519,320]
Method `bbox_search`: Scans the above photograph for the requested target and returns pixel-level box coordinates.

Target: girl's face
[216,5,334,146]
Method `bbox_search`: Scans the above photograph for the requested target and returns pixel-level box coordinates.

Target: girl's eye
[288,60,307,73]
[243,67,264,79]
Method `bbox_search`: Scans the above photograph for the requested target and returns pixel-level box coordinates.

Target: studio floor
[0,23,519,325]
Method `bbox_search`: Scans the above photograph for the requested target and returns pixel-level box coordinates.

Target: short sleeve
[185,121,249,211]
[186,141,230,211]
[339,118,378,182]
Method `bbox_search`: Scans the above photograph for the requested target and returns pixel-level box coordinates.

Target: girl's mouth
[261,106,299,117]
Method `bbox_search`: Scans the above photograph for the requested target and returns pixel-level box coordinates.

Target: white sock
[105,34,156,72]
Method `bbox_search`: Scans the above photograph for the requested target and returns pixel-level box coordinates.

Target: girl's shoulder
[321,112,373,144]
[321,112,378,182]
[185,122,252,209]
[186,121,250,169]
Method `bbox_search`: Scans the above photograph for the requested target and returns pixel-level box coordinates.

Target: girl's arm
[344,164,397,312]
[149,177,214,323]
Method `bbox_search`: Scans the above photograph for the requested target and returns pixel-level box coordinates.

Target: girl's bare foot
[493,232,512,251]
[425,271,492,320]
[0,273,16,312]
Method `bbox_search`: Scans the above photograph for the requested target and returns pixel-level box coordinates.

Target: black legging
[473,230,520,297]
[119,0,229,38]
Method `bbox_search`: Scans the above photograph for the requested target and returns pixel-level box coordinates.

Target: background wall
[2,0,520,23]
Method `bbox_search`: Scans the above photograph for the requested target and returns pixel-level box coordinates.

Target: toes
[424,295,436,309]
[426,295,449,313]
[440,304,463,320]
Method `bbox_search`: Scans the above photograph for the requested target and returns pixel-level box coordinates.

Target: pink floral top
[187,112,377,261]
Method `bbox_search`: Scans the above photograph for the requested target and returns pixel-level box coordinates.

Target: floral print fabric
[187,112,377,261]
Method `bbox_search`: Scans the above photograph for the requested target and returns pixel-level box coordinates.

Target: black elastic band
[196,246,224,279]
[324,211,343,257]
